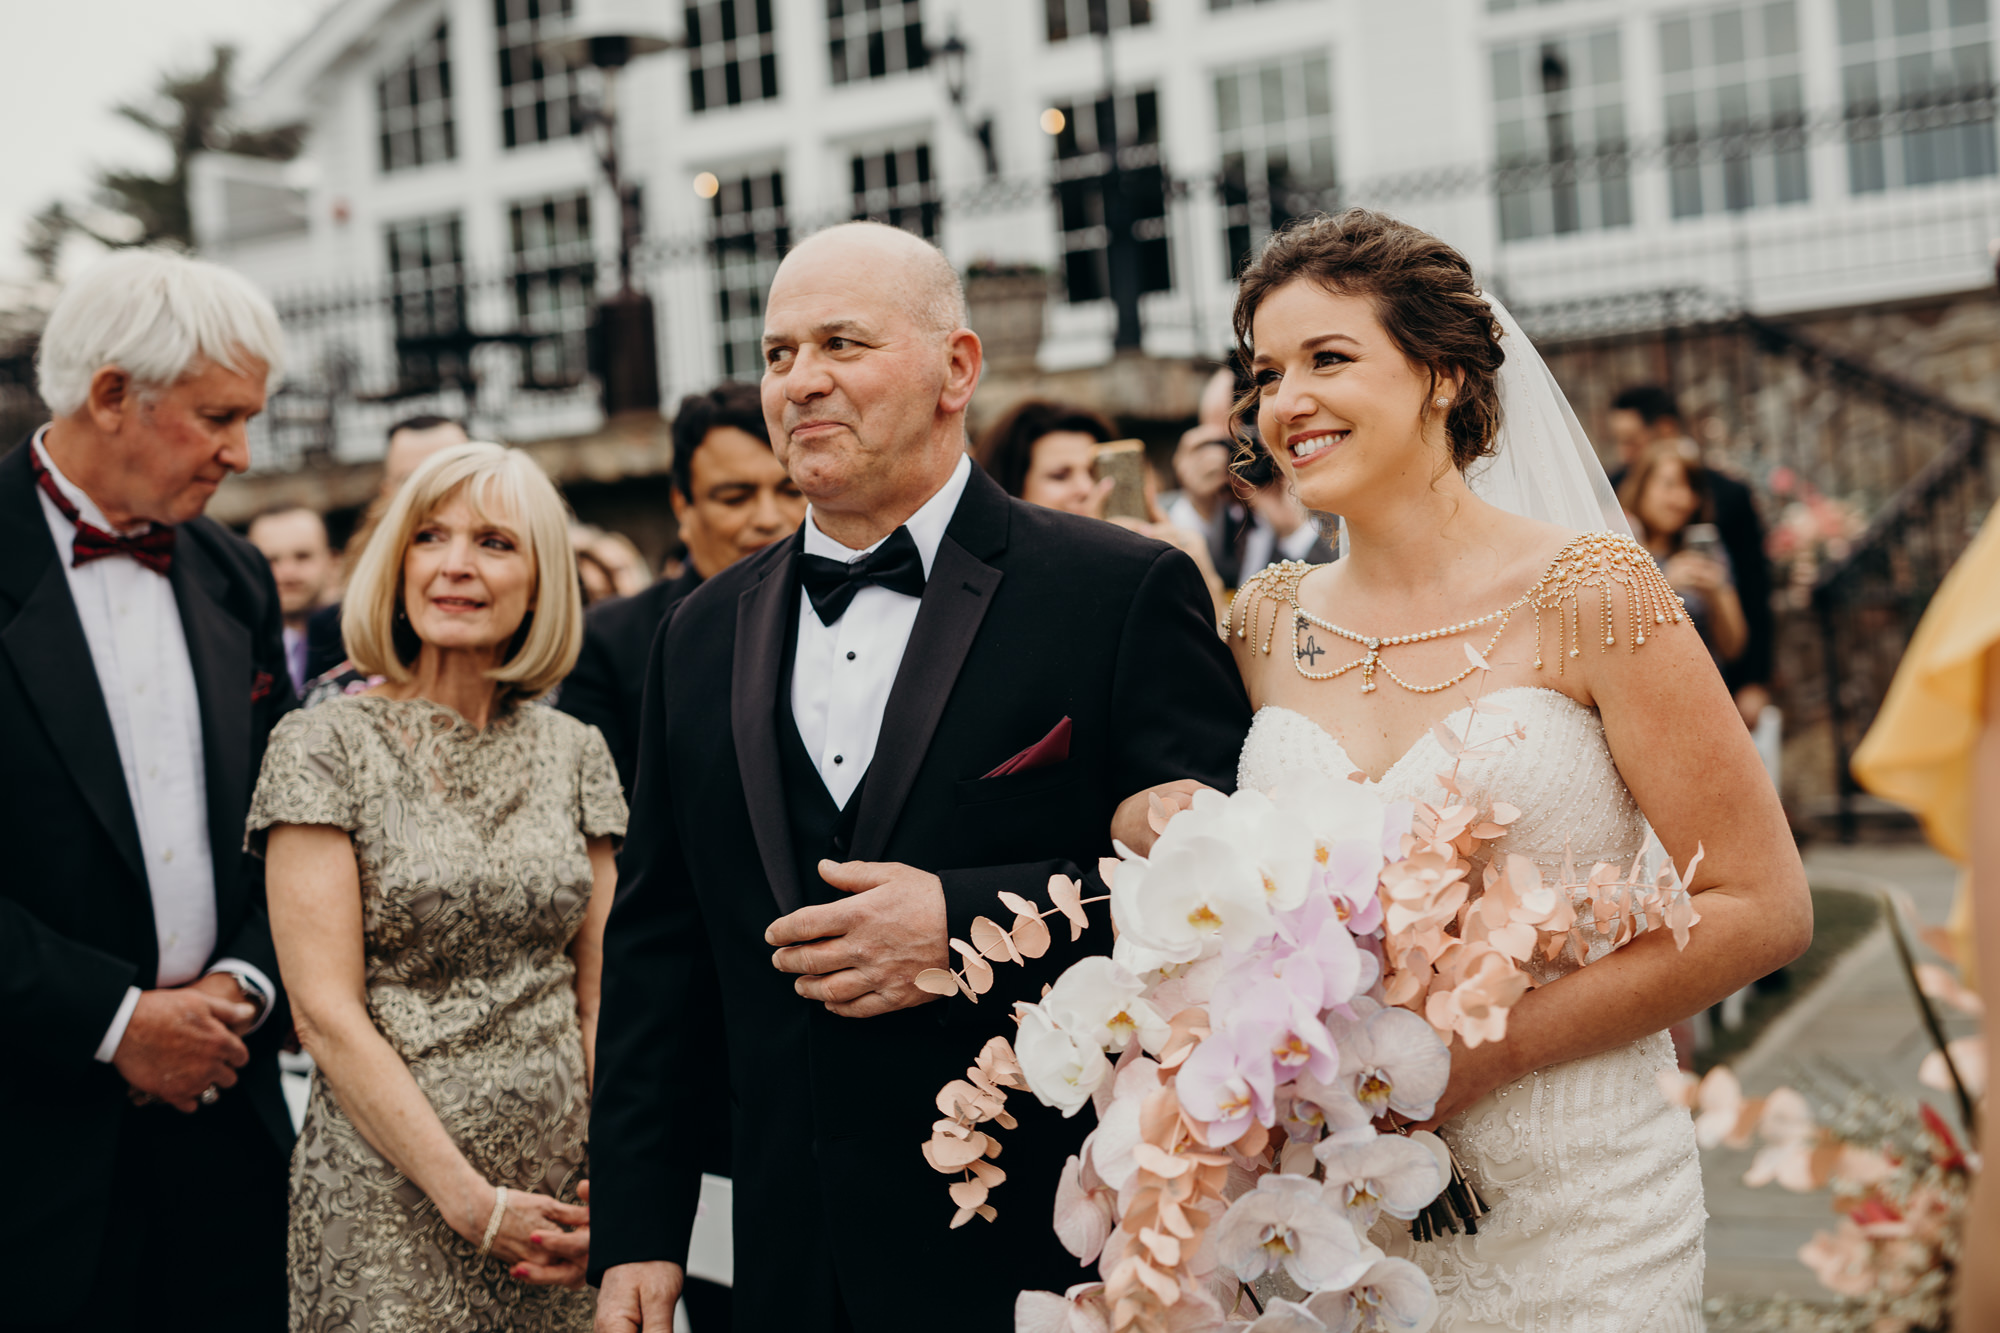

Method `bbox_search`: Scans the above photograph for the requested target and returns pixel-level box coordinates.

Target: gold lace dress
[247,695,627,1332]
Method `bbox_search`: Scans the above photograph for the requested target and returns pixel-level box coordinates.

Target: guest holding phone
[1620,440,1748,669]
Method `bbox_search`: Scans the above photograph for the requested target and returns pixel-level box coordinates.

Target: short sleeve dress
[247,694,627,1333]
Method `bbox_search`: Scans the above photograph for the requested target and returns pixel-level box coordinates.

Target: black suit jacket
[589,469,1252,1331]
[557,566,703,792]
[0,439,297,1319]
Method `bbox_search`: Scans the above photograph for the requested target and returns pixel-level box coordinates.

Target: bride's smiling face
[1249,280,1458,516]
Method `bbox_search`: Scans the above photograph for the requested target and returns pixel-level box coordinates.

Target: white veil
[1462,295,1631,538]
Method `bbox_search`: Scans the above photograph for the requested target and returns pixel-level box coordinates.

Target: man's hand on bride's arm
[594,1260,683,1332]
[766,860,949,1017]
[1110,779,1212,858]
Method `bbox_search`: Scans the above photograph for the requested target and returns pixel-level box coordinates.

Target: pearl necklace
[1292,597,1526,693]
[1227,533,1686,697]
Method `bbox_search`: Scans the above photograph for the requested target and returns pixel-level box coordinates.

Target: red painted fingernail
[513,1264,529,1278]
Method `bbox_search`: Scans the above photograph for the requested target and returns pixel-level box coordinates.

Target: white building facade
[192,0,2000,463]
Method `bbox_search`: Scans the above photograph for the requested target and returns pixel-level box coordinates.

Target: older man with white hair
[2,249,296,1332]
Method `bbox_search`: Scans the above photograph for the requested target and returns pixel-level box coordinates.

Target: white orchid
[1044,956,1171,1056]
[1304,1257,1440,1333]
[1014,1002,1112,1118]
[1322,998,1452,1123]
[1223,787,1324,913]
[1314,1135,1445,1228]
[1110,791,1277,963]
[1245,1299,1333,1332]
[1212,1174,1379,1293]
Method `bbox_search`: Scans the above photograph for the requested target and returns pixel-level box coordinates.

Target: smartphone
[1682,522,1723,561]
[1093,440,1148,520]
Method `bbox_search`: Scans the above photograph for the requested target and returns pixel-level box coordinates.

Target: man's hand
[190,971,260,1036]
[1111,779,1210,858]
[112,986,254,1112]
[595,1260,683,1333]
[767,860,948,1017]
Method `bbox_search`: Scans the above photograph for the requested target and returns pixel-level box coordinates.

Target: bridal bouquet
[918,655,1705,1333]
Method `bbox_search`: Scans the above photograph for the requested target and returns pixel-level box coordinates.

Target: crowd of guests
[7,242,1787,1333]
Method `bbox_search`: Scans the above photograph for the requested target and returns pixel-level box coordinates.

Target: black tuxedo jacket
[0,439,297,1318]
[589,468,1252,1331]
[558,565,703,792]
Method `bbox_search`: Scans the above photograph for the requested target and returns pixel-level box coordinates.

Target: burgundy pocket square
[251,670,274,703]
[982,717,1072,779]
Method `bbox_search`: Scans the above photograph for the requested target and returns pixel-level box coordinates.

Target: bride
[1218,210,1810,1331]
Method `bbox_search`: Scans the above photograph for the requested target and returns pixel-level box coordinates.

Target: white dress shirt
[30,432,274,1061]
[791,453,972,809]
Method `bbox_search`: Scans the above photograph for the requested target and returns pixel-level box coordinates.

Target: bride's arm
[1417,591,1811,1126]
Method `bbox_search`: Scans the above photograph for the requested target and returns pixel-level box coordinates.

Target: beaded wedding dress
[1237,687,1707,1332]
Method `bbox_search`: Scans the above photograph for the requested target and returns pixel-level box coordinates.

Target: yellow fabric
[1852,509,2000,979]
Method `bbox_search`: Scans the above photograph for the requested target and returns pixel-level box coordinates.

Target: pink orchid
[1212,1174,1379,1292]
[1177,1021,1280,1146]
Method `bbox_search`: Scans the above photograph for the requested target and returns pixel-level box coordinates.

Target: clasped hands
[113,972,259,1112]
[453,1178,592,1287]
[767,860,948,1017]
[765,782,1214,1017]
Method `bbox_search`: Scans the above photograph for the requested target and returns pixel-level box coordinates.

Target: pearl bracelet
[478,1185,509,1255]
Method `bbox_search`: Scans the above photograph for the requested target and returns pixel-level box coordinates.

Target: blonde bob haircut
[342,442,583,701]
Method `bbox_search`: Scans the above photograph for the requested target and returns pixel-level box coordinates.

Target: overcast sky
[0,0,329,291]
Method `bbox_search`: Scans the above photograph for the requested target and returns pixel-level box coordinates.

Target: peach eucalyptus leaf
[1049,874,1090,940]
[914,968,960,996]
[995,889,1039,917]
[971,916,1021,964]
[1013,912,1053,959]
[1462,642,1492,672]
[949,1178,989,1209]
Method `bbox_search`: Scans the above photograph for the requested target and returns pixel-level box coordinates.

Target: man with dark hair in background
[246,506,336,697]
[1607,385,1775,729]
[302,413,469,682]
[560,382,805,790]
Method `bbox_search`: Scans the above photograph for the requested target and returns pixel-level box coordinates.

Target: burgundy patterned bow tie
[30,447,176,575]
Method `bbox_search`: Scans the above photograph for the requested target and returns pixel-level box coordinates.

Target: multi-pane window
[496,0,585,149]
[1660,2,1809,216]
[378,22,455,173]
[385,214,467,391]
[710,170,789,379]
[1050,88,1172,304]
[509,193,595,390]
[687,1,780,112]
[1839,0,1997,192]
[1491,28,1633,241]
[1046,0,1150,42]
[828,0,927,84]
[1487,0,1580,10]
[851,144,941,239]
[1209,0,1279,8]
[1215,53,1337,277]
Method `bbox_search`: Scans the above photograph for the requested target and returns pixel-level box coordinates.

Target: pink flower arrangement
[921,655,1705,1332]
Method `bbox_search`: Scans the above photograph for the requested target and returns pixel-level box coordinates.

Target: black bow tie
[798,526,927,625]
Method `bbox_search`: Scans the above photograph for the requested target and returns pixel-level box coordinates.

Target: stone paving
[1700,841,1968,1304]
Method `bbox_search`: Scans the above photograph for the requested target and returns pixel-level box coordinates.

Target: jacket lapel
[0,442,148,887]
[849,469,1010,862]
[170,531,251,923]
[732,540,804,916]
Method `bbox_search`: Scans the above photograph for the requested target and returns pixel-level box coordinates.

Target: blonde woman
[248,443,624,1330]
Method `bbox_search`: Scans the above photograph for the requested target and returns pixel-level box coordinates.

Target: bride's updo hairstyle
[1232,208,1506,473]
